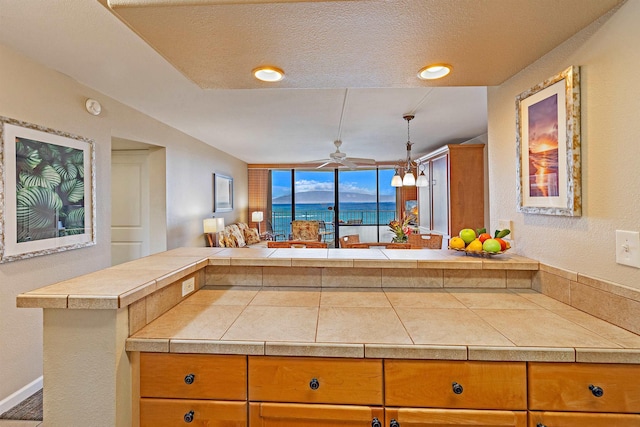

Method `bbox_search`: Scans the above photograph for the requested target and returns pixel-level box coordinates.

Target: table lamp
[203,217,225,247]
[251,211,264,234]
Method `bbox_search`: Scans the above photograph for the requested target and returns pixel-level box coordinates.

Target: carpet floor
[0,390,43,421]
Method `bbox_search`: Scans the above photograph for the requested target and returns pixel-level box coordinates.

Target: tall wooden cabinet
[417,144,485,238]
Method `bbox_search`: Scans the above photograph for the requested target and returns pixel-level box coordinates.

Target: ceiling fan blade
[316,161,333,169]
[346,157,376,164]
[340,158,358,170]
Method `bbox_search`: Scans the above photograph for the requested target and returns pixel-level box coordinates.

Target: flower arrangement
[389,214,413,243]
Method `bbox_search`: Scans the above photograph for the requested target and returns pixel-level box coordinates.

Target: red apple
[478,233,492,243]
[494,238,507,251]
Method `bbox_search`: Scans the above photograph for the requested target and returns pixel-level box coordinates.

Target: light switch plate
[498,220,513,240]
[615,230,640,268]
[181,277,195,297]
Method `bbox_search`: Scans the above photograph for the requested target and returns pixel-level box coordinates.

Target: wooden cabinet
[386,408,527,426]
[385,360,527,410]
[529,362,640,413]
[250,402,384,427]
[248,356,383,405]
[528,362,640,426]
[529,411,640,426]
[138,353,640,427]
[139,353,247,426]
[140,353,246,400]
[248,357,384,427]
[417,144,485,237]
[140,399,246,427]
[385,360,526,427]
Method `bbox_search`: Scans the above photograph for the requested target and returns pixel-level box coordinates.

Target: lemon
[466,239,483,252]
[449,236,465,249]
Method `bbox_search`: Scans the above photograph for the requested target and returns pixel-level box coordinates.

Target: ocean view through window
[271,168,397,246]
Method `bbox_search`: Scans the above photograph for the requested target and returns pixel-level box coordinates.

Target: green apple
[482,238,502,253]
[459,228,476,245]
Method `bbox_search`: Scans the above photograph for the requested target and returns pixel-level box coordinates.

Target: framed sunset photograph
[516,66,581,216]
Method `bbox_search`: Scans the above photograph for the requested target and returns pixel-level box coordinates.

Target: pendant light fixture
[391,114,427,187]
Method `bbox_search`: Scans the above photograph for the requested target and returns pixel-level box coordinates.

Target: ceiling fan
[308,140,376,170]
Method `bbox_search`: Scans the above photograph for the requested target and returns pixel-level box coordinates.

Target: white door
[111,150,150,265]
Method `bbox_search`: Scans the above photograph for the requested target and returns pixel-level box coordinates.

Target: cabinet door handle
[390,419,400,427]
[184,373,195,385]
[309,378,320,390]
[183,410,194,423]
[452,382,464,394]
[371,417,381,427]
[536,424,547,427]
[589,384,604,397]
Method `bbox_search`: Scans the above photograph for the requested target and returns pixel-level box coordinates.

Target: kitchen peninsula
[17,247,640,426]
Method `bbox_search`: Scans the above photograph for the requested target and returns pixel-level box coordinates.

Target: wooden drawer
[140,353,246,400]
[250,402,384,427]
[385,360,527,410]
[386,408,527,427]
[140,398,246,427]
[529,411,640,426]
[529,362,640,413]
[248,356,383,405]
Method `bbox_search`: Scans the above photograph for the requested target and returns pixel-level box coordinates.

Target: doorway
[111,138,167,266]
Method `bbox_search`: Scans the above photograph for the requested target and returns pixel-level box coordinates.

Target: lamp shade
[252,211,264,222]
[402,171,416,186]
[416,171,428,187]
[391,171,403,187]
[203,217,225,233]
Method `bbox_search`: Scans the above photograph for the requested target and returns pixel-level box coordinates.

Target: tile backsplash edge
[535,264,640,335]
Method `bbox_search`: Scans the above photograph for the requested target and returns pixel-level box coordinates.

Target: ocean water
[271,202,397,236]
[273,202,395,222]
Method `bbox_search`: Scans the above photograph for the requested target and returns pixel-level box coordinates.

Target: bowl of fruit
[449,227,511,257]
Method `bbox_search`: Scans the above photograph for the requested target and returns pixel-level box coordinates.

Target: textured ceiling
[105,0,620,89]
[0,0,622,164]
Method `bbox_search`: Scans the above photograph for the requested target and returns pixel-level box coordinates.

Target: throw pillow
[244,227,260,245]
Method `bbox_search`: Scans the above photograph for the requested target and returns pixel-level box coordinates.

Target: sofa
[217,222,268,248]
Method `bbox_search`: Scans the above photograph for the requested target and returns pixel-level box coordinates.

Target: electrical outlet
[498,220,513,240]
[181,277,195,297]
[616,230,640,268]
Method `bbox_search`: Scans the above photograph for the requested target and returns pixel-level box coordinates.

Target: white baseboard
[0,376,43,415]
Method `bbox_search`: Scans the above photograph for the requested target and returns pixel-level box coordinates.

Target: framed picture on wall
[515,65,581,216]
[0,116,96,263]
[214,173,233,212]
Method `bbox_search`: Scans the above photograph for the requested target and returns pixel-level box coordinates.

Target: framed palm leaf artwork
[0,116,96,263]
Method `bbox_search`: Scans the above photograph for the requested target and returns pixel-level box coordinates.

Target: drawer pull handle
[183,410,194,423]
[309,378,320,390]
[536,424,547,427]
[184,373,195,385]
[371,417,381,427]
[589,384,604,397]
[390,419,400,427]
[452,382,464,394]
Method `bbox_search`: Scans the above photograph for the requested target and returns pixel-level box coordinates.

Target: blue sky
[272,169,395,199]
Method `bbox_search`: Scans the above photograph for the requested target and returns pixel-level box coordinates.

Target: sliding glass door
[270,168,397,246]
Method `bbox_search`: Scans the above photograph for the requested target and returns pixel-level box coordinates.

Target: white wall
[488,1,640,289]
[0,43,247,404]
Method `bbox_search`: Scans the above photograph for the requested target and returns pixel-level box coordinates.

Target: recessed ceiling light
[253,66,285,82]
[418,64,452,80]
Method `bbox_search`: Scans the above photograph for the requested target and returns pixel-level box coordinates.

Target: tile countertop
[126,286,640,364]
[16,247,538,309]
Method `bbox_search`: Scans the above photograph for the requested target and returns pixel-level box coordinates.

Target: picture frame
[214,173,233,212]
[515,65,581,216]
[0,116,96,263]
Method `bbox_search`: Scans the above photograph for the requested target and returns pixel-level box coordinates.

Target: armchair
[290,220,321,241]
